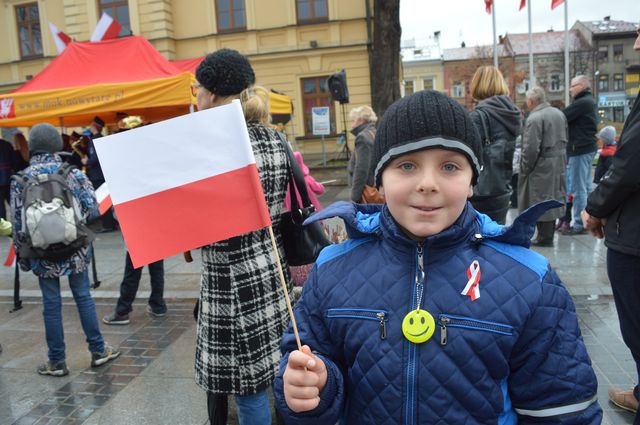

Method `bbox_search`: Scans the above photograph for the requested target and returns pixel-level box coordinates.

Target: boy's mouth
[413,206,441,212]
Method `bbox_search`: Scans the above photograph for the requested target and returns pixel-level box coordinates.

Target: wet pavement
[0,182,637,424]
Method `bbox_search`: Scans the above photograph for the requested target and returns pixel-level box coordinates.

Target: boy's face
[379,148,474,241]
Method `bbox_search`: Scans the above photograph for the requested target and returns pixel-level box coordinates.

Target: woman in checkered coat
[193,50,291,425]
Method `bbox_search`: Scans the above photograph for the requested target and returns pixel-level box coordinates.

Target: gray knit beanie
[373,90,483,187]
[598,126,616,145]
[29,123,63,154]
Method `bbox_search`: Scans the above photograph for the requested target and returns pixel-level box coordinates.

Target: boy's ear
[378,185,385,195]
[467,185,473,198]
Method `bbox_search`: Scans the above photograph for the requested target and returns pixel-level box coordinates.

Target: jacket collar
[574,89,592,101]
[350,122,375,137]
[29,152,62,165]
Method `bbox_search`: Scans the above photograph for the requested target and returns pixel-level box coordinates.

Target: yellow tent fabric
[268,91,292,115]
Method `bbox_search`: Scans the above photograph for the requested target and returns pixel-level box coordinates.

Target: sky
[400,0,639,55]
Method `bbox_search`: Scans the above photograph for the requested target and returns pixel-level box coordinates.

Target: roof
[442,45,509,61]
[578,19,639,35]
[505,30,591,55]
[15,36,182,93]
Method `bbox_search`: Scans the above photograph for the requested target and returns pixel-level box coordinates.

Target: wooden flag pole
[268,225,303,352]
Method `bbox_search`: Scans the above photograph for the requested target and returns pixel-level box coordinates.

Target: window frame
[549,74,561,92]
[300,76,337,137]
[215,0,247,33]
[452,81,464,98]
[98,0,130,37]
[295,0,328,25]
[613,44,624,62]
[422,78,435,91]
[613,73,624,91]
[597,45,608,62]
[15,2,43,60]
[403,79,415,97]
[598,74,609,92]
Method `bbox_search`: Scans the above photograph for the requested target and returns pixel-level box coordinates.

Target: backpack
[473,109,515,198]
[14,163,94,261]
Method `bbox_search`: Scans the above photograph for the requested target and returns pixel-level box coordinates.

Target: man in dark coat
[581,28,640,421]
[561,75,598,235]
[0,138,14,219]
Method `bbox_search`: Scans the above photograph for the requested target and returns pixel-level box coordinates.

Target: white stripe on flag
[90,12,114,41]
[48,22,67,54]
[93,100,256,205]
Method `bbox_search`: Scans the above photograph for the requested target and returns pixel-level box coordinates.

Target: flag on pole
[519,0,526,11]
[484,0,493,14]
[551,0,565,9]
[90,12,122,42]
[48,22,72,54]
[95,182,113,215]
[3,244,16,267]
[93,100,272,267]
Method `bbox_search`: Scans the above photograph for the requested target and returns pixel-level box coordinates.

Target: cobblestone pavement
[0,184,637,424]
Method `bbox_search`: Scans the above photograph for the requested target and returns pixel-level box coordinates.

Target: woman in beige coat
[518,87,568,246]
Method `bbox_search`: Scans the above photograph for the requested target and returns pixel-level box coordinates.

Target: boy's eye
[399,163,415,171]
[442,163,459,172]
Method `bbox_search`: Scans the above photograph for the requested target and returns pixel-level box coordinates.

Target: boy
[273,91,601,424]
[593,126,617,184]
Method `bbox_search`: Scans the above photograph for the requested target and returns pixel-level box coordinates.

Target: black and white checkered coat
[195,122,292,395]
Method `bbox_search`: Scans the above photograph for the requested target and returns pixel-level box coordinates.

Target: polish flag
[90,12,122,42]
[551,0,565,9]
[484,0,492,14]
[48,22,72,54]
[95,182,112,215]
[519,0,526,11]
[93,100,271,267]
[3,244,16,267]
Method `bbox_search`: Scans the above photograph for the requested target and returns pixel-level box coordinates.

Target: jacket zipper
[439,314,513,346]
[325,308,388,340]
[405,243,424,425]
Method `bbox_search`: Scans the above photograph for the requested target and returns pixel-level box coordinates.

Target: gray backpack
[14,163,94,261]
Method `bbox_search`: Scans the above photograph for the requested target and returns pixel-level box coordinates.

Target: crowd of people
[0,29,639,425]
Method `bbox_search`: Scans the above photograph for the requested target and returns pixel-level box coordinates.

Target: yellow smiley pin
[402,309,435,344]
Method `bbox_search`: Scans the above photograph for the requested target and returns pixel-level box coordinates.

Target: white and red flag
[484,0,492,14]
[461,260,481,301]
[3,244,16,267]
[48,22,72,54]
[93,100,271,267]
[90,12,122,42]
[95,182,112,215]
[519,0,526,11]
[551,0,565,9]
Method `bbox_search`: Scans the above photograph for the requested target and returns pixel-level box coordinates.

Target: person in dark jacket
[274,90,601,424]
[581,28,640,420]
[468,65,522,224]
[84,116,116,232]
[593,126,617,184]
[561,76,598,235]
[348,105,378,203]
[0,138,13,219]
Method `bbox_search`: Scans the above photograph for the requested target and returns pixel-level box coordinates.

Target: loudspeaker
[327,70,349,104]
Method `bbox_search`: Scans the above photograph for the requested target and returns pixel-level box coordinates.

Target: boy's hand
[283,345,328,413]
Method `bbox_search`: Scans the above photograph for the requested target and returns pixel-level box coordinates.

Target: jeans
[607,248,640,423]
[568,152,595,230]
[39,268,104,362]
[115,252,166,316]
[235,390,272,425]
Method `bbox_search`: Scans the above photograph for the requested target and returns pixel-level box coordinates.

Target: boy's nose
[416,170,438,193]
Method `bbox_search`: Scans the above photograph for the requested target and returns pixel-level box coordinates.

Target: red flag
[551,0,565,9]
[484,0,492,14]
[90,12,122,41]
[519,0,526,11]
[3,244,16,267]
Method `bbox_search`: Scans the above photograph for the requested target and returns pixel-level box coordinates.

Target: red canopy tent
[1,36,194,128]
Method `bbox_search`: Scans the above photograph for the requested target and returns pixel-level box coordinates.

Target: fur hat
[373,90,483,187]
[598,126,616,146]
[195,48,255,96]
[29,123,63,154]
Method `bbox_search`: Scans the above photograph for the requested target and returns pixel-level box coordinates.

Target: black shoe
[146,305,167,317]
[37,360,69,377]
[559,227,587,236]
[103,312,130,325]
[531,239,554,247]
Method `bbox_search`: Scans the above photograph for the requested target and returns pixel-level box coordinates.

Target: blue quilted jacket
[274,201,601,424]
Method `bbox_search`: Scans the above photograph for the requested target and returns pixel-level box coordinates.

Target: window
[404,80,414,96]
[423,78,434,90]
[452,81,464,98]
[598,74,609,92]
[613,44,623,62]
[216,0,246,32]
[296,0,328,23]
[98,0,130,37]
[613,74,624,91]
[15,3,42,59]
[597,45,608,62]
[550,74,561,92]
[301,77,336,136]
[613,107,625,122]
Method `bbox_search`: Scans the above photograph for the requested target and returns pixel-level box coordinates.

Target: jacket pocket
[438,314,513,346]
[325,308,388,340]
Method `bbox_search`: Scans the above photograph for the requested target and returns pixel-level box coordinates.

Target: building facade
[573,18,640,126]
[0,0,374,153]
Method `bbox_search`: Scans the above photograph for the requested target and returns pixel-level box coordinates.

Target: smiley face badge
[402,309,435,344]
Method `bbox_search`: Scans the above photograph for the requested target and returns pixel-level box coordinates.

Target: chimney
[461,41,466,48]
[603,16,610,22]
[498,35,503,44]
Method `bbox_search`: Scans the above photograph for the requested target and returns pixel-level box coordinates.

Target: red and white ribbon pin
[461,260,481,301]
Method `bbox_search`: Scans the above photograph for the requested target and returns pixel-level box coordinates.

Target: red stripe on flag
[58,31,72,45]
[99,194,112,215]
[4,243,16,267]
[115,165,272,268]
[551,0,564,9]
[519,0,526,10]
[484,0,492,14]
[102,20,122,40]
